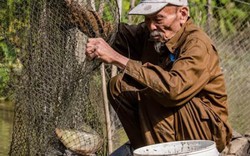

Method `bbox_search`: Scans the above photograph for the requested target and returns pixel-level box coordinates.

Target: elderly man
[86,0,232,153]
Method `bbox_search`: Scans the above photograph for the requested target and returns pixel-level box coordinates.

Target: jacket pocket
[202,101,227,152]
[192,97,209,120]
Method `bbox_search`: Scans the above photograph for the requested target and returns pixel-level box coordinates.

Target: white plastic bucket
[133,140,219,156]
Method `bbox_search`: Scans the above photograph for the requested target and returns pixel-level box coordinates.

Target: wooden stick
[101,63,113,154]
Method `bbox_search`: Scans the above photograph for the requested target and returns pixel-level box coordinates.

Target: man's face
[145,5,185,43]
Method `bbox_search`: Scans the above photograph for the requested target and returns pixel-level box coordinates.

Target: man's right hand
[86,38,129,69]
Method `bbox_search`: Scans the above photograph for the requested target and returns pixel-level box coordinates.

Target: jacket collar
[165,18,196,53]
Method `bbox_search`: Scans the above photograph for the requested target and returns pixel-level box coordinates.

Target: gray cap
[128,0,188,15]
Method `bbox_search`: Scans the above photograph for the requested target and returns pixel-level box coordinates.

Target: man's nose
[148,21,157,31]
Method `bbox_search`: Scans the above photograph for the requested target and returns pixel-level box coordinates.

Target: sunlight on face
[145,5,183,43]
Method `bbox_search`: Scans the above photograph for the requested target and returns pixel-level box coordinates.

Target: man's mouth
[149,34,162,41]
[151,35,160,39]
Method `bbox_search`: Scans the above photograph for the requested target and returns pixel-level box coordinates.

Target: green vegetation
[121,0,144,24]
[189,0,248,35]
[0,0,248,98]
[0,0,30,99]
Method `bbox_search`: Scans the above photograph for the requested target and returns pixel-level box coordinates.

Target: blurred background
[0,0,249,155]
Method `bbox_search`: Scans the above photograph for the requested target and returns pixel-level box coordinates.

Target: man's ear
[179,7,189,24]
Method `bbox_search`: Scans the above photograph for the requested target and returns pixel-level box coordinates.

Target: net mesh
[0,0,249,155]
[8,0,120,155]
[191,1,250,135]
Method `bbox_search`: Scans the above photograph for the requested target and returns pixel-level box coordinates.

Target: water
[0,101,14,156]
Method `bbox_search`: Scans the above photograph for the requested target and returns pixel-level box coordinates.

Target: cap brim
[128,3,168,15]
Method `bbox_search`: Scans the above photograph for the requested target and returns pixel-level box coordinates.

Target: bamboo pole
[101,63,113,154]
[206,0,212,33]
[111,0,122,78]
[128,0,136,24]
[91,0,113,153]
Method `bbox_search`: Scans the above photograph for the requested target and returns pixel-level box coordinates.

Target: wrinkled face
[145,5,188,43]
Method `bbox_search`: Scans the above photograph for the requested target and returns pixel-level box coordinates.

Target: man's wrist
[113,54,129,69]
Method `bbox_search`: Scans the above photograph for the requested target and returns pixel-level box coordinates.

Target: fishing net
[8,0,123,155]
[6,0,249,155]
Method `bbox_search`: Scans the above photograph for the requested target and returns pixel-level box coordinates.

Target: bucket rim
[133,140,218,156]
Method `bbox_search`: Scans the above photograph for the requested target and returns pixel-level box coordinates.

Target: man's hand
[65,0,73,5]
[86,38,129,69]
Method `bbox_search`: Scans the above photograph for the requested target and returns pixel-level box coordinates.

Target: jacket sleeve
[123,38,211,107]
[111,23,149,60]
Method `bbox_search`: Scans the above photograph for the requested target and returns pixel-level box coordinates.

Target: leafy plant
[0,0,30,98]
